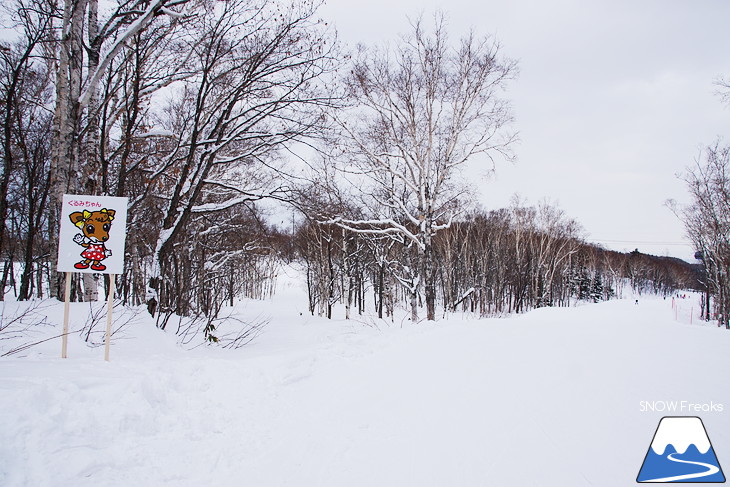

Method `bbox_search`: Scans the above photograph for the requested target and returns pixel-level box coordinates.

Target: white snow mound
[651,416,712,455]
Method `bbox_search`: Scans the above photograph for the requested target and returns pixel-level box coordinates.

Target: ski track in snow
[642,452,720,482]
[1,282,728,487]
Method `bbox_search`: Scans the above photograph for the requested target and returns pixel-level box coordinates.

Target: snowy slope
[1,280,728,486]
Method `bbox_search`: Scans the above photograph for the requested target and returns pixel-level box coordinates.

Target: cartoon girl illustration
[69,208,116,271]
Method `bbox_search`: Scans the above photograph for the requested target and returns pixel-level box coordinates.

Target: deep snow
[1,272,728,486]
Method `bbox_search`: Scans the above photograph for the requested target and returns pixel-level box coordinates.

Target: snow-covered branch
[79,0,191,107]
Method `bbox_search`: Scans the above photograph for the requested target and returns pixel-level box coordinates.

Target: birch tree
[671,143,730,327]
[146,0,337,318]
[330,14,516,321]
[529,200,582,307]
[49,0,192,298]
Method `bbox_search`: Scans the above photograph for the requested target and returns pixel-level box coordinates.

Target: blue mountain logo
[637,416,725,483]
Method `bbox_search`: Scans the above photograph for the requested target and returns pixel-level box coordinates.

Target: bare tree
[671,143,730,327]
[329,13,517,320]
[0,0,56,287]
[146,0,337,319]
[0,0,58,301]
[49,0,192,298]
[529,200,582,307]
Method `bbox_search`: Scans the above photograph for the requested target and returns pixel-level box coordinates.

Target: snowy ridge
[650,417,711,455]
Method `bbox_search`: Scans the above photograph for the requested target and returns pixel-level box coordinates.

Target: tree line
[0,0,703,338]
[294,202,701,321]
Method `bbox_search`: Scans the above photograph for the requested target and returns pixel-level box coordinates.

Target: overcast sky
[318,0,730,261]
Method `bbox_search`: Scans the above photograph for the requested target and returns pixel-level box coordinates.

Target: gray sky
[319,0,730,261]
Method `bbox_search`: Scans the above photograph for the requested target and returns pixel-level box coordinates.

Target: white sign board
[57,194,128,274]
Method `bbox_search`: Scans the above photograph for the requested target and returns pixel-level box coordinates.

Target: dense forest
[0,0,716,342]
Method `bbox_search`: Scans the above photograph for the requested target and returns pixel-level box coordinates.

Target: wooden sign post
[57,195,128,360]
[61,272,71,359]
[104,275,116,361]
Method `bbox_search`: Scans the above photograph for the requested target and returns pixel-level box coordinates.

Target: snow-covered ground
[1,271,728,486]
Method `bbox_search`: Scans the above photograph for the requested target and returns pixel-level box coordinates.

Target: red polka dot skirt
[82,244,106,261]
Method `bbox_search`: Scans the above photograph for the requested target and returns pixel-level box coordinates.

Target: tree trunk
[423,225,436,321]
[50,0,88,299]
[80,0,101,301]
[327,238,333,319]
[18,236,35,300]
[410,287,418,322]
[36,262,44,298]
[0,260,10,300]
[377,262,384,319]
[343,234,350,320]
[83,273,99,301]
